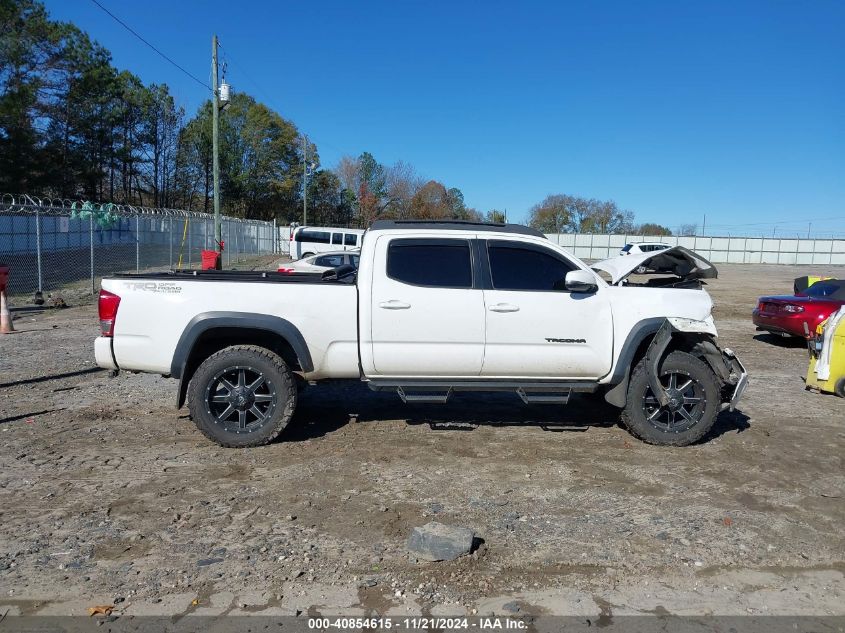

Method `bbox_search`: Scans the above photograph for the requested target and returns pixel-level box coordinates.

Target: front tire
[187,345,297,447]
[622,351,720,446]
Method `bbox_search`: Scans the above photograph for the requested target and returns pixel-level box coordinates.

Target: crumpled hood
[593,246,718,285]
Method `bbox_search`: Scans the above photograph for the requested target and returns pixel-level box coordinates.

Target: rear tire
[187,345,297,447]
[622,351,720,446]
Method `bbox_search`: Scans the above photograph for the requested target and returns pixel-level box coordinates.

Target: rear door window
[387,239,472,288]
[332,232,343,245]
[487,241,576,291]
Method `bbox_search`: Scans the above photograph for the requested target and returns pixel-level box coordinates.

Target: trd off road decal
[123,281,182,294]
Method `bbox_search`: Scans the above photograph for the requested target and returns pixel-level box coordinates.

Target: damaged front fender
[606,317,749,411]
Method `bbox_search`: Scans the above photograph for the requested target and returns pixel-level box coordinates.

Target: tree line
[0,0,309,220]
[527,194,681,236]
[0,0,494,226]
[2,0,674,234]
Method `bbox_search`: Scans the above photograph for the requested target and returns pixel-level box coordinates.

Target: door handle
[489,303,520,313]
[379,300,411,310]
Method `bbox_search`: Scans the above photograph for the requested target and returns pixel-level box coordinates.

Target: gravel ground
[0,262,843,618]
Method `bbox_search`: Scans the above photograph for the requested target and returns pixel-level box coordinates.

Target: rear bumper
[752,310,806,338]
[94,336,118,371]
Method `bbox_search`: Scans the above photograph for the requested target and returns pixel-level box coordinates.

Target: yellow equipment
[806,308,845,397]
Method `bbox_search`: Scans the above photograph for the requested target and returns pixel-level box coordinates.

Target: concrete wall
[545,233,845,265]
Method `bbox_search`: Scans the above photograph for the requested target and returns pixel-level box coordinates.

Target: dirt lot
[0,263,843,618]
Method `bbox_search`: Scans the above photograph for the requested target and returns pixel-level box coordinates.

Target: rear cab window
[387,238,472,288]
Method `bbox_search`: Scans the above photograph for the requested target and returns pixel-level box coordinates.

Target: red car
[753,279,845,338]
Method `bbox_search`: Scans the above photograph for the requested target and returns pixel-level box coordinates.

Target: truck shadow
[285,381,750,444]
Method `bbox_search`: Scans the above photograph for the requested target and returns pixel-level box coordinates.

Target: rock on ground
[407,522,475,561]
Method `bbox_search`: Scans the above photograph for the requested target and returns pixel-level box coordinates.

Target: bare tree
[334,155,361,195]
[678,223,698,236]
[383,160,423,218]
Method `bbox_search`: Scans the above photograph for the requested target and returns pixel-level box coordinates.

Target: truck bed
[100,271,360,380]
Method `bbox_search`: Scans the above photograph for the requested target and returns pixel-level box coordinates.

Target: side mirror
[563,269,598,293]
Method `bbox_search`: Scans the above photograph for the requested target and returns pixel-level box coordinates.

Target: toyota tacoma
[94,220,748,447]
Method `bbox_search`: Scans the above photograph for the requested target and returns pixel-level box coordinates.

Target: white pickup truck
[95,220,747,447]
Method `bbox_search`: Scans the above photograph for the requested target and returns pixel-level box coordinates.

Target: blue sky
[44,1,844,236]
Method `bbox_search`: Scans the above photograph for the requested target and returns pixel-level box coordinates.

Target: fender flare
[171,312,313,408]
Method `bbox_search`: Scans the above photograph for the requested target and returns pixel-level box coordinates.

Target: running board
[368,379,596,405]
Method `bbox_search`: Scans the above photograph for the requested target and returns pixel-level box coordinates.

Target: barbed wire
[0,193,272,225]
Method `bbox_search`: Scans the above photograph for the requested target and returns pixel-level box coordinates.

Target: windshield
[804,281,844,298]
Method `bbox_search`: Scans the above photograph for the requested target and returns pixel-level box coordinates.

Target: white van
[290,226,365,260]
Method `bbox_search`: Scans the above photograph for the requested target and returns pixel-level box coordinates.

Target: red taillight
[98,289,121,337]
[277,267,294,274]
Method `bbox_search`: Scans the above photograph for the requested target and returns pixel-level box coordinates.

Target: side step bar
[516,386,570,405]
[396,386,453,404]
[368,380,597,405]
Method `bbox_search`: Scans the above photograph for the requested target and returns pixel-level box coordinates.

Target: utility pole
[302,135,308,226]
[212,35,221,251]
[808,222,812,239]
[701,214,706,237]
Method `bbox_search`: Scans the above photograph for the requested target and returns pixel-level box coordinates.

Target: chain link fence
[0,194,279,299]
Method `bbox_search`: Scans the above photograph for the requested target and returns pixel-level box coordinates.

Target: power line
[701,214,845,229]
[216,42,352,160]
[88,0,211,91]
[217,43,273,105]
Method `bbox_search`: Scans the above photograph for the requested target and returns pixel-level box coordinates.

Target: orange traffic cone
[0,288,14,334]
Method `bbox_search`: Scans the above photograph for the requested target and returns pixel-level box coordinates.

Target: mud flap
[644,320,675,406]
[176,374,188,409]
